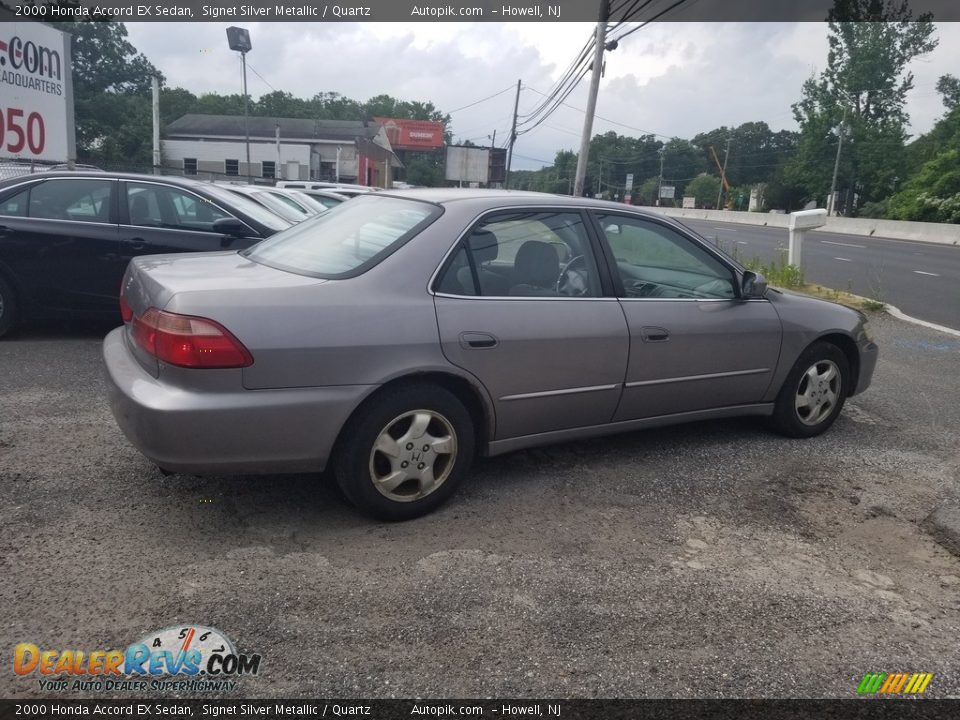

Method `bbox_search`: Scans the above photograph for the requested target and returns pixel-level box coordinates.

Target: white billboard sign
[624,173,633,190]
[659,185,675,199]
[682,196,695,209]
[445,146,490,184]
[0,22,75,162]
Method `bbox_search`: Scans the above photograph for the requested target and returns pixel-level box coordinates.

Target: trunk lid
[121,251,326,377]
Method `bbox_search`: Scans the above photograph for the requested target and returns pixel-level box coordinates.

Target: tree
[936,74,960,111]
[692,122,799,188]
[684,175,722,208]
[888,104,960,223]
[46,17,162,166]
[660,139,703,197]
[785,0,937,212]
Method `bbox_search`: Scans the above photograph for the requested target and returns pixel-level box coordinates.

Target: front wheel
[333,384,475,521]
[771,341,849,438]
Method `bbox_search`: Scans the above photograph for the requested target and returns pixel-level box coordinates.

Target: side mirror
[212,217,249,238]
[741,270,768,298]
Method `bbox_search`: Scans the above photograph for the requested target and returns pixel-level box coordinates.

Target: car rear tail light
[119,292,133,323]
[130,308,253,369]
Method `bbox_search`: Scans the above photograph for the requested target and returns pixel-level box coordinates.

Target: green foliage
[45,18,160,166]
[743,252,805,289]
[404,158,444,187]
[692,122,798,188]
[857,200,888,218]
[887,148,960,223]
[684,175,721,208]
[937,74,960,111]
[785,0,937,212]
[587,131,663,198]
[635,177,661,205]
[509,150,576,194]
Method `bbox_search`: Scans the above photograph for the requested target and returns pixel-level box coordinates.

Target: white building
[162,114,401,186]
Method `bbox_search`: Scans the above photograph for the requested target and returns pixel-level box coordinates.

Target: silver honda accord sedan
[104,189,878,520]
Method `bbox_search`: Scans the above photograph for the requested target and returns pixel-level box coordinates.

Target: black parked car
[0,172,291,337]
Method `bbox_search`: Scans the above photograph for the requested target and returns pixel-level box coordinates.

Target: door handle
[459,332,498,349]
[126,238,147,251]
[640,326,670,342]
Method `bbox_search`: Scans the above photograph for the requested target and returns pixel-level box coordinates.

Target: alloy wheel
[368,410,458,502]
[795,359,841,426]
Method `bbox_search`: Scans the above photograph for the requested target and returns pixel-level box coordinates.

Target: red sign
[374,117,445,150]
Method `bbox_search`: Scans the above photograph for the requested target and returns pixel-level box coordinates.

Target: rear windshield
[202,184,291,232]
[243,195,441,278]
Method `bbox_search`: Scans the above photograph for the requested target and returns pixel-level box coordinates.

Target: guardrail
[652,207,960,246]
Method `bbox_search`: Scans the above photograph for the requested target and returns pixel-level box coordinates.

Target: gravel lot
[1,312,959,699]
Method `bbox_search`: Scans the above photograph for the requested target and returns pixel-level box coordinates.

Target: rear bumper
[853,339,879,396]
[102,327,373,474]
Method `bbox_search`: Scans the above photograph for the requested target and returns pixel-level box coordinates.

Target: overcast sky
[126,22,960,171]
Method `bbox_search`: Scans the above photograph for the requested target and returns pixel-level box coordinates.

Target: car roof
[374,187,665,215]
[0,170,226,191]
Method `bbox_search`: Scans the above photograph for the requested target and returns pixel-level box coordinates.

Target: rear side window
[0,186,29,217]
[29,179,113,223]
[244,195,441,279]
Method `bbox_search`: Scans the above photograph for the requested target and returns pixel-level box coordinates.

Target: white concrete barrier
[651,207,960,246]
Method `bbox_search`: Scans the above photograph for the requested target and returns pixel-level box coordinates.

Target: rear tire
[771,341,849,438]
[0,274,19,339]
[333,384,475,521]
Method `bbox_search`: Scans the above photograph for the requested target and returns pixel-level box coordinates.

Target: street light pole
[226,28,253,183]
[241,49,251,184]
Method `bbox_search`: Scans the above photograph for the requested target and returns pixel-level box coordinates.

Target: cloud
[124,21,960,171]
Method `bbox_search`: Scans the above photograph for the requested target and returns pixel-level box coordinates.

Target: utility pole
[716,137,730,209]
[596,158,602,197]
[488,129,497,188]
[573,0,610,197]
[504,79,522,189]
[827,102,848,216]
[656,147,665,206]
[275,123,281,181]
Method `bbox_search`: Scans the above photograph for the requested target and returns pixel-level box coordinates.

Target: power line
[523,85,677,139]
[245,63,278,93]
[517,33,595,122]
[447,85,517,114]
[608,0,696,44]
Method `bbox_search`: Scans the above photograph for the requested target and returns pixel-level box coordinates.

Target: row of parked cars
[1,167,878,521]
[0,170,375,337]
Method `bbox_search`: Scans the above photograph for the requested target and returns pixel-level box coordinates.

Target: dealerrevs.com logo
[14,625,262,693]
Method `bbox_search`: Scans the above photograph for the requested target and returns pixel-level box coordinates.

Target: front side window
[595,214,736,300]
[244,194,440,278]
[126,182,230,232]
[29,179,113,223]
[435,211,601,298]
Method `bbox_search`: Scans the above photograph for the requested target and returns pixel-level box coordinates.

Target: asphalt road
[1,317,959,699]
[677,218,960,331]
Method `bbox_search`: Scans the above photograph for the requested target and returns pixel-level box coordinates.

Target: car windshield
[243,195,441,278]
[202,184,291,232]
